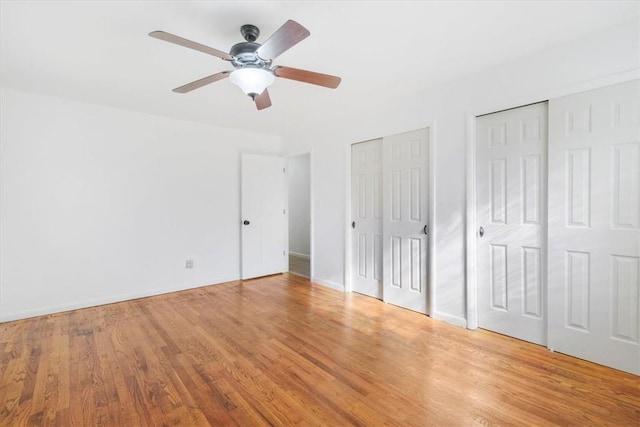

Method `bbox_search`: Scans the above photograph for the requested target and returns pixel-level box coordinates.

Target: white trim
[344,142,353,292]
[0,277,239,323]
[541,70,640,109]
[284,158,290,274]
[473,70,639,118]
[289,251,310,259]
[312,277,345,292]
[310,149,314,280]
[433,311,468,328]
[465,113,478,329]
[428,123,437,317]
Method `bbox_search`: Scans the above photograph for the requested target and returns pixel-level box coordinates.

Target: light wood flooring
[1,274,638,426]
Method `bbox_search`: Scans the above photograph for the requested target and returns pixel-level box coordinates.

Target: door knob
[423,224,429,235]
[479,226,484,237]
[243,220,250,225]
[351,221,356,229]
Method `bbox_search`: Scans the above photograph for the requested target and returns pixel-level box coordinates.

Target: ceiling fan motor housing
[230,42,272,69]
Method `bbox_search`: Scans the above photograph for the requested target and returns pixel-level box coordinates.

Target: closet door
[476,102,548,345]
[382,128,430,314]
[548,80,640,375]
[351,140,383,298]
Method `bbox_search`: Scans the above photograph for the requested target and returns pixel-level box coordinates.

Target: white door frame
[465,112,479,329]
[464,73,639,330]
[345,125,437,316]
[345,140,352,292]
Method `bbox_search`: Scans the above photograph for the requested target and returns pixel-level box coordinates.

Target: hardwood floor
[1,274,638,426]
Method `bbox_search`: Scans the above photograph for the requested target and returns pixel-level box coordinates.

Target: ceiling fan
[149,20,341,110]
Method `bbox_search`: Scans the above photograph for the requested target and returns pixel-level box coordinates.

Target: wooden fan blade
[254,89,272,110]
[149,31,233,61]
[172,71,231,93]
[255,20,310,61]
[274,66,341,89]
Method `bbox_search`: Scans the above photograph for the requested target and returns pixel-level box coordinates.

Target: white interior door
[382,128,429,314]
[241,154,286,280]
[351,139,383,298]
[548,80,640,375]
[476,102,547,345]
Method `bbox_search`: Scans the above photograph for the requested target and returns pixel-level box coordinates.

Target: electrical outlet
[185,259,194,269]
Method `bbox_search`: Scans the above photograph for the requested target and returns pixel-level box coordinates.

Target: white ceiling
[1,1,638,136]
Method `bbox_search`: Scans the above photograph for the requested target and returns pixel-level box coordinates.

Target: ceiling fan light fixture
[151,20,341,109]
[229,68,275,97]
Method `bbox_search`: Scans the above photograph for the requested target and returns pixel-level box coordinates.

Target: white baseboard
[0,276,239,323]
[432,311,468,328]
[289,251,310,259]
[310,277,345,292]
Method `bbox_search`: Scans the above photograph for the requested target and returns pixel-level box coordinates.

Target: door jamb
[465,113,479,329]
[344,143,353,292]
[427,124,436,317]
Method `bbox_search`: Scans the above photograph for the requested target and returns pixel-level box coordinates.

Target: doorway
[287,153,311,278]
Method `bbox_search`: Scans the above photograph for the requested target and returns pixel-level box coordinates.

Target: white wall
[283,20,640,326]
[288,154,310,257]
[0,88,281,321]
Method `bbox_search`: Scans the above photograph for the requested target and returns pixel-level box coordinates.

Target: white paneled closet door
[382,128,430,314]
[548,80,640,375]
[476,102,548,345]
[351,140,383,298]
